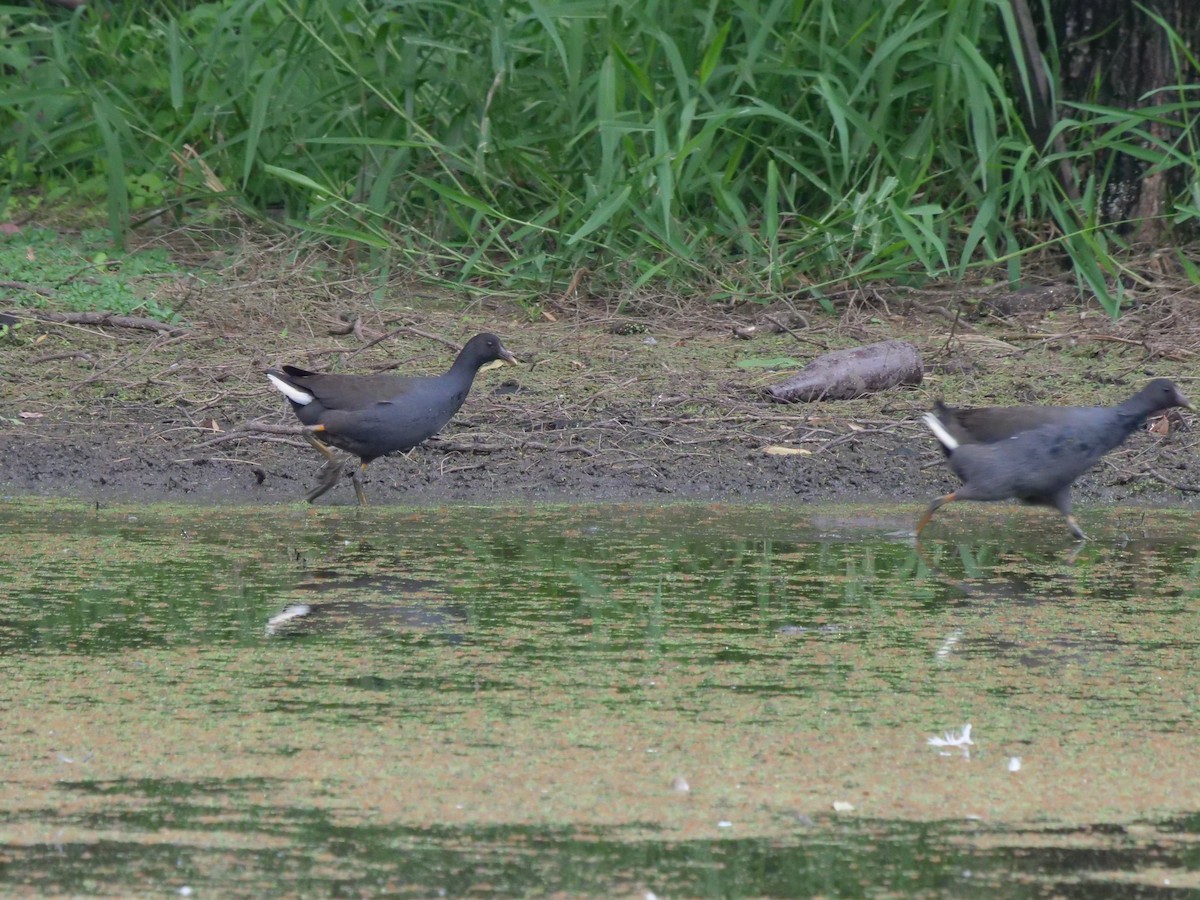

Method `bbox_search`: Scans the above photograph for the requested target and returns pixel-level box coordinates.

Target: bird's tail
[921,412,959,450]
[267,370,315,406]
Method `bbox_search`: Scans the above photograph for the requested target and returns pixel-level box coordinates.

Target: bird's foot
[305,458,345,503]
[1065,515,1088,541]
[351,462,369,506]
[915,493,955,539]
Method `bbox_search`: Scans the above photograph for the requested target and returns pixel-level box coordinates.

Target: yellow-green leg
[304,430,339,464]
[1064,514,1087,541]
[303,430,345,503]
[915,493,955,538]
[351,461,369,506]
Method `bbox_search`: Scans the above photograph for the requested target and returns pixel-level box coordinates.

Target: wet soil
[2,229,1198,518]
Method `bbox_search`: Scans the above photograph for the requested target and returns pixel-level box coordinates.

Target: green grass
[2,0,1197,316]
[0,228,179,321]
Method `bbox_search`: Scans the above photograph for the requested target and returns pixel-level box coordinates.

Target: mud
[2,232,1198,519]
[0,374,936,507]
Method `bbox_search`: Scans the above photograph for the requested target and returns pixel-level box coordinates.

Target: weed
[0,228,178,321]
[1,0,1197,315]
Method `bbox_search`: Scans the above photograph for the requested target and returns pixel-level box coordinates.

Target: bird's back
[318,372,471,460]
[933,400,1099,445]
[278,366,423,413]
[947,413,1125,503]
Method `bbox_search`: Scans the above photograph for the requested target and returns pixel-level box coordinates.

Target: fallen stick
[4,309,189,335]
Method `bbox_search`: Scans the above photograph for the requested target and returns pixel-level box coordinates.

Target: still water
[1,500,1198,896]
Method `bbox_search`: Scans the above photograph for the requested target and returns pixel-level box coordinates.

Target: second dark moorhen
[267,332,516,505]
[918,378,1192,540]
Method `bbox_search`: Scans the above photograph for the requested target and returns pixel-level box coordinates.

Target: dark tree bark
[1004,0,1079,201]
[1049,0,1200,242]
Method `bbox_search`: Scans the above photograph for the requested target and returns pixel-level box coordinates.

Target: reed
[3,0,1196,315]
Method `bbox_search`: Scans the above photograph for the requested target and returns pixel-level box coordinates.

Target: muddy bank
[2,336,1194,516]
[1,235,1198,517]
[0,404,937,507]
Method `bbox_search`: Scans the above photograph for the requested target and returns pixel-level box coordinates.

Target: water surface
[1,500,1198,896]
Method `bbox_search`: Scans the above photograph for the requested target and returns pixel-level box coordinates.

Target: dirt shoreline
[2,233,1198,518]
[0,410,1192,512]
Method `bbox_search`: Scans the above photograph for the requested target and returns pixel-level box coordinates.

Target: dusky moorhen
[267,332,516,505]
[918,378,1191,540]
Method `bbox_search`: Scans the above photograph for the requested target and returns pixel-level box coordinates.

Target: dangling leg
[304,459,345,503]
[303,428,345,503]
[1050,488,1086,541]
[915,492,956,538]
[304,428,339,464]
[351,461,370,507]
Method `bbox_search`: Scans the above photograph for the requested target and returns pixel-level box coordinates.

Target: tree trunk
[1050,0,1200,242]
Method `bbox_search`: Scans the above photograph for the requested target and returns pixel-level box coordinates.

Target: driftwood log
[766,340,923,403]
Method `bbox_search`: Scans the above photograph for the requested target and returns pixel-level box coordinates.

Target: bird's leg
[351,461,369,507]
[303,429,345,503]
[1064,514,1088,542]
[304,458,345,503]
[304,428,339,463]
[915,493,955,538]
[1051,487,1086,541]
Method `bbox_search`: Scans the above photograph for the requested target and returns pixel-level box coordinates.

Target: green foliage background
[3,0,1198,313]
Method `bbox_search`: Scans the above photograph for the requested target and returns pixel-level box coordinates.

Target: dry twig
[7,309,189,335]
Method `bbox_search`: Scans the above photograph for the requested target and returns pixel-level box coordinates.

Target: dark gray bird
[267,332,516,505]
[918,378,1192,540]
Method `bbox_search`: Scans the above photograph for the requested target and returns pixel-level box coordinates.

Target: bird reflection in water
[265,570,467,641]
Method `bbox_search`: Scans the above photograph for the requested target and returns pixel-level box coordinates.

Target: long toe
[305,459,345,503]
